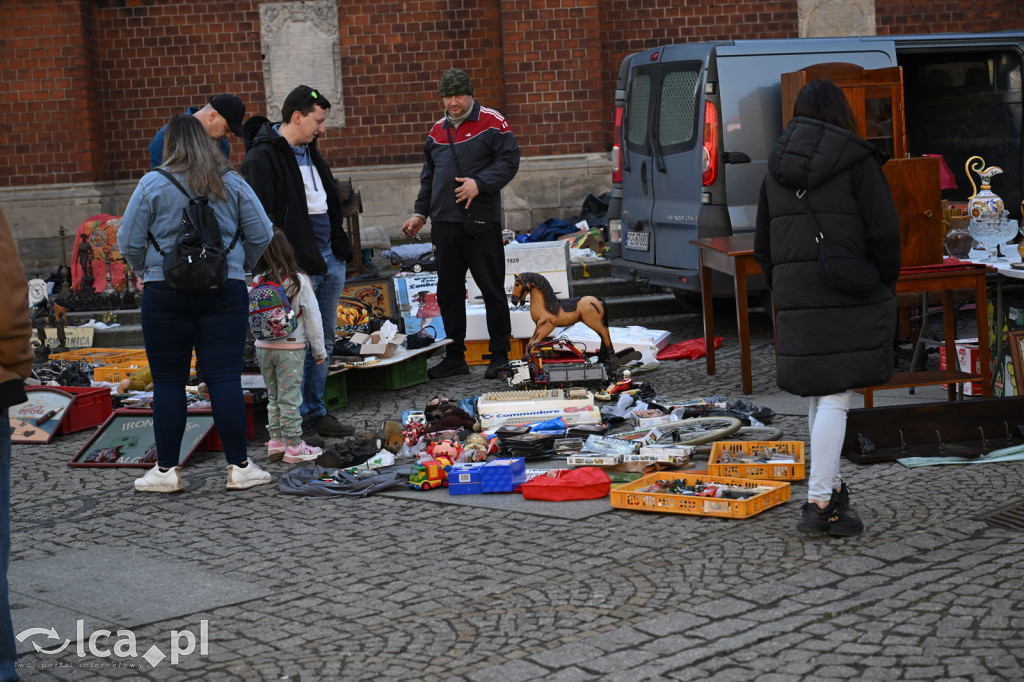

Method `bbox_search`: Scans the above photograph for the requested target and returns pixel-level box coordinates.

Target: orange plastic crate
[610,472,790,518]
[92,362,148,384]
[466,338,526,365]
[708,441,806,481]
[49,349,94,362]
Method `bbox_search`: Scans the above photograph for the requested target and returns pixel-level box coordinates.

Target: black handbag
[798,190,881,297]
[446,126,497,238]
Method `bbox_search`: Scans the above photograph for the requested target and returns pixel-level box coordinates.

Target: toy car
[408,455,453,491]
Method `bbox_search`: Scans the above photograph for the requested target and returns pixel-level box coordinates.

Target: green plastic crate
[347,355,428,391]
[324,371,348,409]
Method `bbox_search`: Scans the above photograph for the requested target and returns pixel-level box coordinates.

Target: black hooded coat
[753,116,901,397]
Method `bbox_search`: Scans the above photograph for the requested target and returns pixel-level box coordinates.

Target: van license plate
[625,231,649,251]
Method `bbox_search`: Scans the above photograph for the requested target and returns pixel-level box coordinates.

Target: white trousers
[807,390,854,503]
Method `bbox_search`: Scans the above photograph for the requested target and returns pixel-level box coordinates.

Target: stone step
[604,293,680,320]
[66,309,141,326]
[91,324,144,350]
[570,275,652,299]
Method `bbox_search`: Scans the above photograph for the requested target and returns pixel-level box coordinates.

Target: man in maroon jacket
[403,69,520,380]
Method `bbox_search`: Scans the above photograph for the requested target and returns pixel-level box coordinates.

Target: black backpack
[148,169,240,293]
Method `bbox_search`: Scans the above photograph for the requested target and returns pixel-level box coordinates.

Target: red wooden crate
[46,386,113,435]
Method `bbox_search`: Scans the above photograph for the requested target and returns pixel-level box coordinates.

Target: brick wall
[0,0,1019,190]
[875,0,1021,35]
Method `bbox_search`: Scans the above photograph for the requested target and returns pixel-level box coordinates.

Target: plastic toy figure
[425,438,462,461]
[595,370,633,401]
[403,411,427,446]
[459,432,490,463]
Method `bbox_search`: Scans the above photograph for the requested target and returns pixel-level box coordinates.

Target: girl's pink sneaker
[283,441,322,463]
[266,438,287,461]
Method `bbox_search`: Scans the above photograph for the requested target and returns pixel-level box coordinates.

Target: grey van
[606,33,1024,302]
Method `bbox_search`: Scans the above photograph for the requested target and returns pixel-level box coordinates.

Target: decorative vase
[965,155,1005,219]
[944,215,973,258]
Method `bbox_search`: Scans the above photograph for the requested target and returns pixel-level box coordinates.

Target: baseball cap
[209,94,245,137]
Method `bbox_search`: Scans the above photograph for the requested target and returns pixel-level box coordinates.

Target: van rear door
[648,44,711,277]
[618,44,710,277]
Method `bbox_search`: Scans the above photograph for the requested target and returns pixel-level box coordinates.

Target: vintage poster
[68,409,215,468]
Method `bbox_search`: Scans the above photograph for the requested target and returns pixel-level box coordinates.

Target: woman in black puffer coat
[754,79,901,537]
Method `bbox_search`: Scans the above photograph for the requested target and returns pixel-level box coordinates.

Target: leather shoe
[484,356,509,379]
[428,355,470,379]
[304,413,355,438]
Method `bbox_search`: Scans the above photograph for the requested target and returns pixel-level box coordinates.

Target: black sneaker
[483,356,509,380]
[832,481,858,517]
[797,501,864,537]
[306,413,355,438]
[428,355,470,379]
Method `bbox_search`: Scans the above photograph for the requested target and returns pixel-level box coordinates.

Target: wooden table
[860,263,994,407]
[690,234,762,395]
[690,234,994,405]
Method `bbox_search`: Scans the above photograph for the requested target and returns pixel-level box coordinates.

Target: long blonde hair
[159,114,229,199]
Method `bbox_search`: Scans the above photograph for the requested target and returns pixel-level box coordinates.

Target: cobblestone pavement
[10,307,1024,681]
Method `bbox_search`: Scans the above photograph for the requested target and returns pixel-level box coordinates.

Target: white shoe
[226,460,272,490]
[283,441,322,463]
[134,466,184,493]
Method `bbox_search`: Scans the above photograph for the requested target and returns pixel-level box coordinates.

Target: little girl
[251,230,327,463]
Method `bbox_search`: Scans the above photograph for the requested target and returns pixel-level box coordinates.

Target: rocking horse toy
[510,272,615,362]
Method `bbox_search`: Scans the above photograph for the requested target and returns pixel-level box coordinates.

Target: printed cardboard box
[350,331,407,359]
[466,240,572,303]
[938,338,983,395]
[393,272,447,339]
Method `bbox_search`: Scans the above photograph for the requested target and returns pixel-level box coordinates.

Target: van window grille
[659,70,699,146]
[627,74,651,146]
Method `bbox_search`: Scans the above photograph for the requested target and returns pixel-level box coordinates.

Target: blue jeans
[301,251,346,418]
[0,413,17,681]
[142,280,250,468]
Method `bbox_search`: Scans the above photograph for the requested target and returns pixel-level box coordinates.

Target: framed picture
[68,409,215,468]
[9,387,76,444]
[341,277,396,320]
[1008,331,1024,398]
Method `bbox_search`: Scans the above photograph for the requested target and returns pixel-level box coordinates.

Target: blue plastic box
[480,457,526,493]
[448,463,485,495]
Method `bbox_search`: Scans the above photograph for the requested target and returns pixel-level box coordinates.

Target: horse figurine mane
[511,272,613,361]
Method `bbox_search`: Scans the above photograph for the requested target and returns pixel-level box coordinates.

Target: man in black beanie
[402,68,520,379]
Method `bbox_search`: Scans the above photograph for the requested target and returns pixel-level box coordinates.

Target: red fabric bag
[656,337,722,361]
[521,467,611,501]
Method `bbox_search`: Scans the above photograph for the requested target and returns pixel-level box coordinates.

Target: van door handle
[641,161,648,195]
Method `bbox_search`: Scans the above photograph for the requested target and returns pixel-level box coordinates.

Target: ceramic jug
[966,155,1005,218]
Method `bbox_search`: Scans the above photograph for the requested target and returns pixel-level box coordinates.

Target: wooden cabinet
[782,62,943,266]
[781,62,906,160]
[883,156,943,267]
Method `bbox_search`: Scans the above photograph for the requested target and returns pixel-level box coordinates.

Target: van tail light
[702,100,719,187]
[612,105,623,185]
[608,219,622,243]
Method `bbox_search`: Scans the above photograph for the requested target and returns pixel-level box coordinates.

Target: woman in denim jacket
[119,114,273,493]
